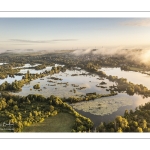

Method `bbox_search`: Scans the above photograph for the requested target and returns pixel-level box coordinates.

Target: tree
[130,109,134,114]
[0,98,7,110]
[8,99,14,106]
[77,125,86,132]
[75,118,83,126]
[49,105,54,112]
[13,105,19,111]
[115,116,128,131]
[33,110,38,117]
[139,119,147,129]
[14,121,23,132]
[51,110,57,116]
[98,122,105,132]
[117,127,122,132]
[124,110,129,118]
[33,84,40,89]
[115,116,123,123]
[133,121,138,128]
[136,127,143,132]
[27,98,31,105]
[127,86,134,95]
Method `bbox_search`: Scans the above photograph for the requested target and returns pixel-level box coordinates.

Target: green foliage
[64,93,117,103]
[136,127,143,132]
[107,75,150,97]
[33,84,40,89]
[49,105,54,112]
[0,64,20,79]
[86,62,99,72]
[35,64,46,70]
[0,79,30,91]
[0,93,94,132]
[0,65,66,92]
[13,105,19,111]
[0,98,7,110]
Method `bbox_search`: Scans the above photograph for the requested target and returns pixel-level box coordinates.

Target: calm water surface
[14,69,112,98]
[73,93,150,127]
[100,67,150,89]
[0,75,23,84]
[19,64,63,74]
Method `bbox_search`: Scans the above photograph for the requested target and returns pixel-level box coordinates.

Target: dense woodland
[0,51,150,132]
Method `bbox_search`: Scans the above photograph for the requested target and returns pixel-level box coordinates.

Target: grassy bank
[22,112,75,132]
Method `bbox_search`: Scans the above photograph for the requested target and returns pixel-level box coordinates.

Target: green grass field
[22,112,75,132]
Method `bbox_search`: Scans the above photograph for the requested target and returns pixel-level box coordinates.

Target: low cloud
[11,44,32,45]
[10,39,50,43]
[10,39,77,43]
[72,47,150,65]
[121,19,150,27]
[52,39,78,42]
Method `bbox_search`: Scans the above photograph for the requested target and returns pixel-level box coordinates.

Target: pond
[0,63,8,65]
[19,66,53,74]
[15,63,41,68]
[13,68,113,98]
[18,64,64,74]
[71,93,150,127]
[0,75,23,85]
[100,67,150,89]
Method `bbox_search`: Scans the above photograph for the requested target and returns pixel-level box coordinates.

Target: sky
[0,18,150,52]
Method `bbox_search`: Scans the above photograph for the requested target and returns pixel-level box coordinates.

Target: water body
[72,93,150,127]
[19,64,64,74]
[15,63,40,68]
[13,69,112,98]
[100,67,150,89]
[0,63,8,65]
[0,75,23,85]
[19,66,53,74]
